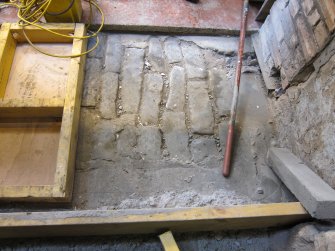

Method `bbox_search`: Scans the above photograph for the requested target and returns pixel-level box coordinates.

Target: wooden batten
[0,24,16,98]
[0,99,64,118]
[9,23,76,43]
[0,203,310,238]
[53,23,87,200]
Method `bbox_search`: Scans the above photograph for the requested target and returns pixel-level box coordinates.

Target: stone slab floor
[71,32,294,210]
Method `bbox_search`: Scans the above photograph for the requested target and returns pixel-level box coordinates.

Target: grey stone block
[209,69,232,117]
[270,1,285,44]
[148,37,165,72]
[295,14,318,61]
[267,147,335,219]
[140,73,163,125]
[104,35,124,73]
[82,58,102,107]
[314,21,329,48]
[164,37,182,64]
[178,36,254,54]
[117,125,138,158]
[289,0,301,18]
[313,34,335,71]
[99,72,119,119]
[252,33,277,90]
[137,126,161,160]
[281,4,298,48]
[181,42,207,79]
[87,33,106,58]
[161,112,190,161]
[120,34,150,49]
[188,80,214,135]
[120,48,145,114]
[301,0,314,16]
[307,9,321,27]
[166,66,186,112]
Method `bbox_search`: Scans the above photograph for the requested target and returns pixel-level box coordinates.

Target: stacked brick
[253,0,335,90]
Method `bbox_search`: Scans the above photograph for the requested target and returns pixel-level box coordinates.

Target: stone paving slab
[140,73,163,125]
[188,80,214,135]
[120,48,145,114]
[166,66,186,112]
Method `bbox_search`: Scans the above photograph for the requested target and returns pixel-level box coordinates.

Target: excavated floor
[71,33,294,210]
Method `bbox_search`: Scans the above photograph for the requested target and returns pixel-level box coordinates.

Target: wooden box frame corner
[0,23,87,202]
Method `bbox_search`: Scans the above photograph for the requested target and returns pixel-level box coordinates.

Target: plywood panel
[0,121,61,186]
[4,43,72,99]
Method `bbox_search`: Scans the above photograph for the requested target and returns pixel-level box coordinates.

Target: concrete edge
[267,147,335,219]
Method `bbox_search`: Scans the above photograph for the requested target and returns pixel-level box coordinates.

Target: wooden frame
[0,23,87,202]
[0,202,310,238]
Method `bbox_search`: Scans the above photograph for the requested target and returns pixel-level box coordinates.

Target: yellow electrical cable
[0,0,104,58]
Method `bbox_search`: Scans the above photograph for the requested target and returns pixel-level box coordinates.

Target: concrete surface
[0,0,261,34]
[268,147,335,219]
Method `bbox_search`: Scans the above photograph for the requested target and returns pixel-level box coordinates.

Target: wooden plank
[9,23,75,43]
[0,23,16,98]
[0,99,64,118]
[159,231,180,251]
[53,23,87,201]
[256,0,276,22]
[0,203,310,238]
[0,185,54,201]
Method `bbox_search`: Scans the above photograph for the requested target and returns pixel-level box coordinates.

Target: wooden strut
[159,231,180,251]
[223,0,249,177]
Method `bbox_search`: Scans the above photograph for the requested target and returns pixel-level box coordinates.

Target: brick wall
[253,0,335,90]
[257,1,335,189]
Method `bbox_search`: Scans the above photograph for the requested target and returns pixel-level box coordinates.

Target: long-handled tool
[223,0,250,177]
